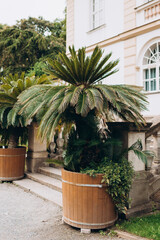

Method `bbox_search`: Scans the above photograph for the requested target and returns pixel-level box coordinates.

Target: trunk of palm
[8,133,19,148]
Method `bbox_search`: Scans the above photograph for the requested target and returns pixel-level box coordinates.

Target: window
[143,42,160,92]
[90,0,105,30]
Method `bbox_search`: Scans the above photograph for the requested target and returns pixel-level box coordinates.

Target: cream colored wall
[124,0,137,85]
[124,38,137,85]
[66,0,74,52]
[124,0,136,31]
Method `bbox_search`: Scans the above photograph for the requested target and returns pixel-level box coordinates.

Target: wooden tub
[62,169,117,230]
[0,147,26,181]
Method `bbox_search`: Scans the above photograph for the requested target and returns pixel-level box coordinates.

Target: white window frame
[142,42,160,92]
[90,0,105,30]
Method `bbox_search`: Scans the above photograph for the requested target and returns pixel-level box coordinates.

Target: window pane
[93,0,95,11]
[91,0,104,29]
[99,0,103,9]
[145,81,149,91]
[94,12,99,28]
[150,80,156,91]
[95,0,98,11]
[150,68,156,78]
[99,10,104,25]
[145,69,149,79]
[92,15,95,28]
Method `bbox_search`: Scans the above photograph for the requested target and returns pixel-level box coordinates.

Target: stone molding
[66,0,74,51]
[124,0,136,31]
[85,20,160,53]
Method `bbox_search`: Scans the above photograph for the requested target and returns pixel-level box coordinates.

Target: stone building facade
[66,0,160,215]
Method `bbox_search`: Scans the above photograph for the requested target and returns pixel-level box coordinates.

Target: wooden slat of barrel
[77,171,83,225]
[85,173,93,227]
[73,172,77,224]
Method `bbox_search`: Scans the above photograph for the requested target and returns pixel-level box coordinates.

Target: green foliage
[99,230,106,236]
[108,230,118,237]
[82,158,132,214]
[0,17,65,76]
[81,138,153,213]
[27,61,48,77]
[16,17,65,37]
[99,229,117,237]
[0,73,52,147]
[102,158,134,213]
[118,213,160,240]
[64,126,114,172]
[0,126,27,147]
[81,151,133,213]
[18,46,148,143]
[0,24,5,30]
[51,17,66,40]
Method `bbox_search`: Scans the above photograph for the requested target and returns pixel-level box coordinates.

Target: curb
[115,230,153,240]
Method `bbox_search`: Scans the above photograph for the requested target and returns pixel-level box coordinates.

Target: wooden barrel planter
[62,169,117,230]
[0,147,26,181]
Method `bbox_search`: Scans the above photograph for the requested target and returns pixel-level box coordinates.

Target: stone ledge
[126,202,153,218]
[115,230,153,240]
[27,151,48,158]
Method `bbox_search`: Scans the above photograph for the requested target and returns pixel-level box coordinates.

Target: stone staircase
[13,166,63,207]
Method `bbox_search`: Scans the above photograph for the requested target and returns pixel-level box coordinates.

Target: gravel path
[0,182,124,240]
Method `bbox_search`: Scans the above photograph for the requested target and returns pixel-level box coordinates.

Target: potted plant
[17,46,149,230]
[0,73,52,181]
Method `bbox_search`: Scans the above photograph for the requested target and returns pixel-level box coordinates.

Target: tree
[0,73,52,148]
[16,46,150,213]
[17,46,148,147]
[0,17,65,76]
[15,16,66,40]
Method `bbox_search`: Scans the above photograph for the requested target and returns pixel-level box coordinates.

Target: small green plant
[46,158,64,167]
[99,230,106,236]
[151,202,157,212]
[108,230,117,237]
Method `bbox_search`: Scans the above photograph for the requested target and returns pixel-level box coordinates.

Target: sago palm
[0,73,52,148]
[18,46,148,145]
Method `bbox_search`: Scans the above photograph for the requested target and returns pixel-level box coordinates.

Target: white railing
[144,2,160,20]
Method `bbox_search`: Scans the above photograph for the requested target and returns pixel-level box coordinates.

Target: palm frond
[75,91,90,117]
[124,139,155,164]
[70,85,84,106]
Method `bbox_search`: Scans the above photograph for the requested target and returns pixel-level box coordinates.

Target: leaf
[75,91,90,117]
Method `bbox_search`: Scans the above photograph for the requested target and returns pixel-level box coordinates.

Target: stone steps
[13,178,62,207]
[26,172,62,192]
[13,167,63,207]
[38,167,62,180]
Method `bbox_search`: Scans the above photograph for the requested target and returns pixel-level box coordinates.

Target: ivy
[81,157,134,214]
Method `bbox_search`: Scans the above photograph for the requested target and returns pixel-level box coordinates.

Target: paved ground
[0,182,124,240]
